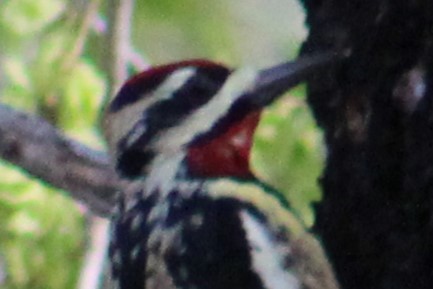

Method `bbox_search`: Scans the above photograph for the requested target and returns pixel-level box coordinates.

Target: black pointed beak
[246,51,343,108]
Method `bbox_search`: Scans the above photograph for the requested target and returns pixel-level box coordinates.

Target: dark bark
[300,1,433,288]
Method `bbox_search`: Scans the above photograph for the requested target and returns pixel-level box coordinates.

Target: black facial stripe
[116,148,156,178]
[253,179,293,213]
[109,73,169,113]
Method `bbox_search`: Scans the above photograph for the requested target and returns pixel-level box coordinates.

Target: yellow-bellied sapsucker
[103,54,340,289]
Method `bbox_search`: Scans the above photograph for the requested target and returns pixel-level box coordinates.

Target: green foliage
[132,1,306,65]
[253,87,323,227]
[60,60,105,143]
[1,0,64,36]
[0,163,84,289]
[0,0,64,53]
[133,1,234,61]
[0,0,104,288]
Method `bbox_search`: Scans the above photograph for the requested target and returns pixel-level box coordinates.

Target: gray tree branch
[0,103,118,217]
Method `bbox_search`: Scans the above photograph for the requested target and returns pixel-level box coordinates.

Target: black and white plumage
[103,54,340,289]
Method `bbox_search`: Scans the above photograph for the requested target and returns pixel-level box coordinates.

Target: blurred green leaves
[253,87,323,227]
[132,0,306,65]
[132,1,233,62]
[1,0,64,36]
[0,163,84,289]
[1,0,106,139]
[0,1,103,288]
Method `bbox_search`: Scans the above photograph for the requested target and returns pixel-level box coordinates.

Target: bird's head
[103,54,336,179]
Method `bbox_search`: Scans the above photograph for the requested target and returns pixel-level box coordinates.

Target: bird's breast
[109,178,337,289]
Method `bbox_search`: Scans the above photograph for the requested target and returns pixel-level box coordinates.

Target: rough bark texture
[0,104,118,217]
[300,1,433,288]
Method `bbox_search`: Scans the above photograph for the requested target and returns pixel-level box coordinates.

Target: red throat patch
[187,111,261,179]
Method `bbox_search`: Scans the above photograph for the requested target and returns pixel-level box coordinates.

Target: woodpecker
[103,53,340,289]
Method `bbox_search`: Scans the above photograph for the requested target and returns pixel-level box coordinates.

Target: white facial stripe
[240,210,300,289]
[105,67,196,154]
[153,67,197,102]
[145,152,186,196]
[153,67,259,153]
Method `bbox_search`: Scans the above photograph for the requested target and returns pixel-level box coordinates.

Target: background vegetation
[0,1,323,288]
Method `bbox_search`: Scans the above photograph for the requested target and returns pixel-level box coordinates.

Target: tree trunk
[300,1,433,288]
